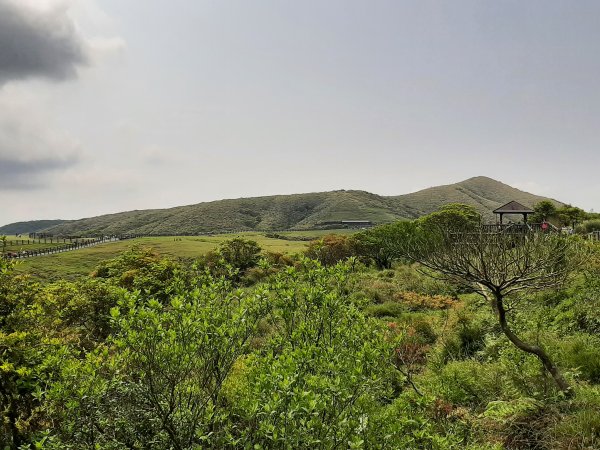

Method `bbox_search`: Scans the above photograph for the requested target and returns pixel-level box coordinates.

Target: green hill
[390,176,562,221]
[5,176,563,236]
[0,220,69,235]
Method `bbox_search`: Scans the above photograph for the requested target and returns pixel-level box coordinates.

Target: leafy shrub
[409,317,438,345]
[437,311,489,362]
[394,291,456,310]
[394,264,459,296]
[365,301,405,318]
[91,246,179,301]
[217,237,261,271]
[424,360,506,407]
[263,251,294,267]
[359,278,398,303]
[549,386,600,449]
[304,234,355,266]
[576,219,600,234]
[557,335,600,383]
[235,260,398,448]
[364,393,472,449]
[47,273,270,449]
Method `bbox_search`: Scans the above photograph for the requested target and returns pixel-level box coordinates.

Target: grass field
[274,229,357,238]
[14,230,354,282]
[2,235,95,252]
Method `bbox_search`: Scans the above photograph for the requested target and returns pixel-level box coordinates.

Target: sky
[1,0,600,226]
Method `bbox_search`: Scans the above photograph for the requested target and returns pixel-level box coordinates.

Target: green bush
[364,301,405,318]
[576,219,600,234]
[557,335,600,383]
[424,360,506,408]
[549,386,600,449]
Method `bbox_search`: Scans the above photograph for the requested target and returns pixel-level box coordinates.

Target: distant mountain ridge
[0,177,563,236]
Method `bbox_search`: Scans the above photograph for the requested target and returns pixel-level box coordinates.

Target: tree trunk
[490,291,573,397]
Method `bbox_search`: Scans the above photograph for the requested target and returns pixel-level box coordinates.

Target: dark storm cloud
[0,0,88,85]
[0,155,77,189]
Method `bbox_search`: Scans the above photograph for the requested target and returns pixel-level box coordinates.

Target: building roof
[493,201,534,214]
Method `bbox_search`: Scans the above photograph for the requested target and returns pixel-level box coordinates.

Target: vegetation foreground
[2,205,600,449]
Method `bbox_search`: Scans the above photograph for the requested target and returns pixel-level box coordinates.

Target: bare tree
[408,228,585,396]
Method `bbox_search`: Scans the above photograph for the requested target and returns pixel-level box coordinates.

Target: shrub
[365,301,405,318]
[304,234,355,266]
[557,335,600,383]
[549,386,600,449]
[438,312,489,362]
[576,219,600,234]
[394,291,456,310]
[424,360,506,408]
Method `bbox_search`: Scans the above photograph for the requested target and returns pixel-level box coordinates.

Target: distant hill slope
[390,176,562,221]
[21,176,563,236]
[0,220,69,235]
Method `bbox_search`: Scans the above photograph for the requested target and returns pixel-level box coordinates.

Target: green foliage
[439,310,490,362]
[557,205,586,227]
[304,234,356,266]
[576,219,600,234]
[556,335,600,383]
[26,279,127,347]
[92,245,179,301]
[531,200,558,223]
[419,203,481,232]
[549,385,600,449]
[217,237,262,271]
[352,221,416,269]
[364,301,405,318]
[47,273,269,448]
[233,260,398,448]
[195,238,263,283]
[0,258,69,448]
[3,221,600,449]
[424,360,506,408]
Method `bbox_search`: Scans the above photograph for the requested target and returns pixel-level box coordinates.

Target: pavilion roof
[493,201,534,214]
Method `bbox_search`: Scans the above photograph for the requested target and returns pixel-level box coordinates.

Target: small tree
[218,238,261,272]
[353,221,416,269]
[419,203,481,232]
[408,226,583,396]
[557,205,586,228]
[532,200,557,223]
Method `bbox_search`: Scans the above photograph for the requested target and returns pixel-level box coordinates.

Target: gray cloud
[0,0,88,85]
[0,156,77,189]
[0,98,81,189]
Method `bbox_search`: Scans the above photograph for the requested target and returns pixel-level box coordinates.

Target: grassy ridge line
[9,176,564,237]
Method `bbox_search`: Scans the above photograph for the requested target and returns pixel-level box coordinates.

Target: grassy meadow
[14,230,352,281]
[2,235,86,252]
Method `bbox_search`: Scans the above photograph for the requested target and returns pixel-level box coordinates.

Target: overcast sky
[1,0,599,226]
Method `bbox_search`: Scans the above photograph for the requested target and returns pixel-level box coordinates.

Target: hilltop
[2,177,563,236]
[389,176,561,220]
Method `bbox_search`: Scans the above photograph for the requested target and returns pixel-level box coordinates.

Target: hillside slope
[22,176,563,236]
[391,176,561,221]
[0,220,69,235]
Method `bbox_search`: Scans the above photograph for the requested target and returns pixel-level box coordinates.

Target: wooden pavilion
[493,201,534,225]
